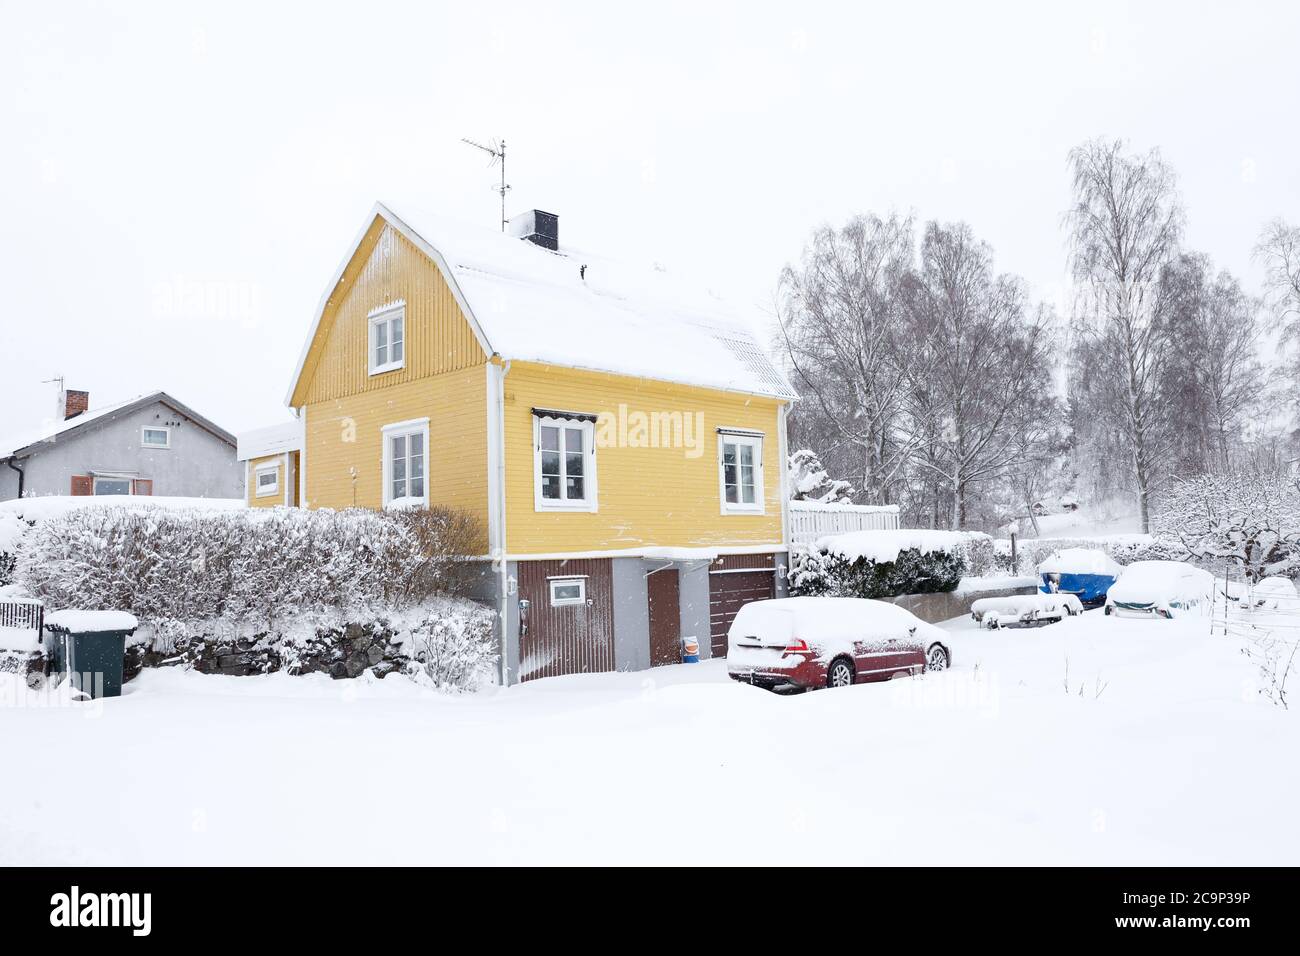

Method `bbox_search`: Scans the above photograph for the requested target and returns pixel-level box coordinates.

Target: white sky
[2,1,1297,437]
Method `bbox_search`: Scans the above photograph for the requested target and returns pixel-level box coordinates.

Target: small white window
[368,303,406,375]
[141,426,171,448]
[382,417,429,509]
[254,464,280,497]
[549,577,587,607]
[93,477,132,496]
[718,431,764,514]
[533,414,597,512]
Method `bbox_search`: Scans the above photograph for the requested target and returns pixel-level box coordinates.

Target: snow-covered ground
[2,605,1296,865]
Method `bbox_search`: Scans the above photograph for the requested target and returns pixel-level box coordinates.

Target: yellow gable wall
[503,361,785,555]
[296,220,489,549]
[298,222,487,404]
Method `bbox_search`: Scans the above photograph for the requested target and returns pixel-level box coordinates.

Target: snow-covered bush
[0,511,26,586]
[788,449,854,504]
[1151,473,1300,583]
[15,504,483,633]
[407,598,497,691]
[790,529,986,598]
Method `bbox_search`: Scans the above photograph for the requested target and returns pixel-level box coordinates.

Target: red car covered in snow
[726,597,951,691]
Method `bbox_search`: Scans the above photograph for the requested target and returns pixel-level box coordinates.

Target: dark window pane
[567,476,585,499]
[541,474,561,499]
[541,450,560,476]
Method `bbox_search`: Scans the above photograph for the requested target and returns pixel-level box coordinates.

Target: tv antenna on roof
[461,137,510,232]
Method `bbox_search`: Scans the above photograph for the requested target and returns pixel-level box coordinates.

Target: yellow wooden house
[283,203,796,683]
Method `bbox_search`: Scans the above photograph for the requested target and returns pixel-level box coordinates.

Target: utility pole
[461,137,510,231]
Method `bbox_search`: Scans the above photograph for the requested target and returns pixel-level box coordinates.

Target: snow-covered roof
[287,203,797,405]
[237,420,304,461]
[0,391,236,459]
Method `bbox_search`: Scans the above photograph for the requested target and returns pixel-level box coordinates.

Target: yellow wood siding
[503,362,784,555]
[247,454,285,508]
[304,368,489,549]
[247,451,300,508]
[297,222,486,406]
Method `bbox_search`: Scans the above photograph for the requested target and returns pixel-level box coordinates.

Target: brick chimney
[63,389,89,420]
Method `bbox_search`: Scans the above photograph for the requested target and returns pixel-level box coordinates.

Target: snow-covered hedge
[15,505,483,633]
[790,529,991,598]
[993,535,1186,577]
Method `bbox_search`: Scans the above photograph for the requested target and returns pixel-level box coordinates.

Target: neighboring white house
[0,390,242,501]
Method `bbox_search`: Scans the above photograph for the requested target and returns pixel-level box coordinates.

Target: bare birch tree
[1065,138,1184,532]
[899,222,1058,529]
[777,214,926,504]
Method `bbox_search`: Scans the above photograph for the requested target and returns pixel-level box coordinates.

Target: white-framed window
[141,426,171,449]
[381,417,429,509]
[368,303,406,376]
[548,576,587,607]
[533,413,597,512]
[718,430,764,514]
[93,477,132,496]
[254,463,280,497]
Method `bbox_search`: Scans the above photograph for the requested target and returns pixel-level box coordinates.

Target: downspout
[6,457,24,498]
[777,403,792,577]
[492,356,512,685]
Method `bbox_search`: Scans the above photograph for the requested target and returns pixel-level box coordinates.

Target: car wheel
[926,643,950,672]
[826,658,854,689]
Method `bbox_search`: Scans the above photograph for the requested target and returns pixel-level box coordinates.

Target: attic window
[368,303,405,376]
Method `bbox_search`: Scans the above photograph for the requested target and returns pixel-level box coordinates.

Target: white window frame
[254,462,280,498]
[367,302,406,376]
[548,576,587,607]
[532,414,598,513]
[718,430,765,515]
[140,426,171,449]
[93,476,133,496]
[381,417,430,509]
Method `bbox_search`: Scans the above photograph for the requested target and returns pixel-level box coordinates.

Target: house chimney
[63,389,89,420]
[508,209,558,251]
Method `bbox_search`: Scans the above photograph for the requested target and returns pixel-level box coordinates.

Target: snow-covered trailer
[1037,548,1122,607]
[970,593,1083,628]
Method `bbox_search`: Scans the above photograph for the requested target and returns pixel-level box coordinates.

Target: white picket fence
[789,500,900,548]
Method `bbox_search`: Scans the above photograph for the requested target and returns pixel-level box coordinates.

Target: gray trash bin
[44,610,139,699]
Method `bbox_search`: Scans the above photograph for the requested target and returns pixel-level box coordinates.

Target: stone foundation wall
[125,622,412,680]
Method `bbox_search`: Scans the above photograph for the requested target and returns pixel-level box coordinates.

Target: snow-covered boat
[1037,548,1122,607]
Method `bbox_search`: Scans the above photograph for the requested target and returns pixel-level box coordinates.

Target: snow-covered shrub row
[15,505,483,634]
[0,511,26,586]
[789,529,989,598]
[993,536,1188,577]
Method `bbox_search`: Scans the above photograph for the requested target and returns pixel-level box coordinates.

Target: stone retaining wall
[887,583,1038,624]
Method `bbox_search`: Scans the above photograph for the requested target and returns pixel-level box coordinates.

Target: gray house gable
[1,392,242,501]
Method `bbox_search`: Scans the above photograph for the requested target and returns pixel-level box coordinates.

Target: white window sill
[141,444,171,450]
[721,504,765,516]
[255,489,279,498]
[384,496,428,511]
[369,360,405,377]
[535,499,598,513]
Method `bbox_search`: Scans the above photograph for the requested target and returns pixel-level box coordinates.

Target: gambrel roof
[286,202,796,406]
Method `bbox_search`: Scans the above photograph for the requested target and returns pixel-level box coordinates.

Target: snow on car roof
[360,203,796,401]
[730,596,943,640]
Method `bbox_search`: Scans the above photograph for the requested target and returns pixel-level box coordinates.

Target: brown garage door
[709,553,776,658]
[647,568,681,667]
[517,559,615,682]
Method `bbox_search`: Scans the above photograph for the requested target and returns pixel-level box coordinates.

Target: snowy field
[2,606,1297,865]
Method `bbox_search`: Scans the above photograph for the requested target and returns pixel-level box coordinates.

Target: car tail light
[784,638,810,653]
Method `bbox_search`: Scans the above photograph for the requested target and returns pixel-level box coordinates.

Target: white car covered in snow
[727,597,951,691]
[1239,575,1298,611]
[1104,561,1214,619]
